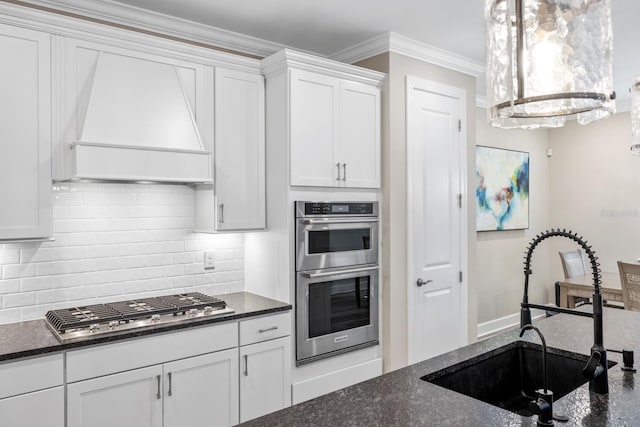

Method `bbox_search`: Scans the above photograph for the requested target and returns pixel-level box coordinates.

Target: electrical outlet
[204,251,215,269]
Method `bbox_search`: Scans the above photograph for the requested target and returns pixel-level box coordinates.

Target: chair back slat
[559,250,586,279]
[617,261,640,311]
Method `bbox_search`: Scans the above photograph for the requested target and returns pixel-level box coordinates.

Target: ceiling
[54,0,640,108]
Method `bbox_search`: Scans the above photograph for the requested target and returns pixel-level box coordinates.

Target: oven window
[308,276,370,338]
[307,229,371,254]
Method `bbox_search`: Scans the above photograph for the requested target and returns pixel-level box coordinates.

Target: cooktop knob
[188,308,199,317]
[151,314,161,323]
[109,321,119,329]
[203,306,213,315]
[89,323,100,333]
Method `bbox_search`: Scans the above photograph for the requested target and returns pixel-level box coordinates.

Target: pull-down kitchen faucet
[520,229,608,395]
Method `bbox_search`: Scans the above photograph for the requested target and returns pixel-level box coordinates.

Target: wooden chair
[616,261,640,311]
[559,250,586,278]
[556,250,590,307]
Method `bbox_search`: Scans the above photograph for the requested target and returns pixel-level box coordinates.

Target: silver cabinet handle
[342,163,347,181]
[416,278,433,287]
[336,162,341,181]
[243,355,248,376]
[258,326,278,333]
[219,203,224,224]
[156,375,161,400]
[167,372,172,397]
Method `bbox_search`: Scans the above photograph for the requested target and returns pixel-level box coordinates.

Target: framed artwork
[476,146,529,231]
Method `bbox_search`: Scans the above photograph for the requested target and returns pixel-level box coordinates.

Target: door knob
[416,278,433,287]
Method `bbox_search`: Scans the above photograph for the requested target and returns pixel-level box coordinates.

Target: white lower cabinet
[65,314,290,426]
[0,386,64,427]
[0,354,64,427]
[238,312,292,423]
[67,349,239,427]
[164,349,239,427]
[67,365,163,427]
[239,336,291,423]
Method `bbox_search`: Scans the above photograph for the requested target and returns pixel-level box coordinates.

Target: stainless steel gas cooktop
[44,292,234,342]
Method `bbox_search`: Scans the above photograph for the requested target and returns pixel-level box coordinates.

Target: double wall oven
[295,201,379,365]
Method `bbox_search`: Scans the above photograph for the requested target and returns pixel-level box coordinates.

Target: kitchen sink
[421,341,617,416]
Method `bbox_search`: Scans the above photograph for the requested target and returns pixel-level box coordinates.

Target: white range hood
[60,43,212,183]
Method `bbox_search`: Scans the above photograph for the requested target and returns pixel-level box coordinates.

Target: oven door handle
[302,266,379,278]
[303,218,378,225]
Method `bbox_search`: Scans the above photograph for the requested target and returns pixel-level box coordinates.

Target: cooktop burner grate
[45,292,228,333]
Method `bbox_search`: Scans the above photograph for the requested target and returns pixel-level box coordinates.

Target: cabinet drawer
[67,322,237,382]
[240,312,291,346]
[0,354,63,399]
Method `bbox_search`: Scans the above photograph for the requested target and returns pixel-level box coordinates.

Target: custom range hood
[57,44,212,183]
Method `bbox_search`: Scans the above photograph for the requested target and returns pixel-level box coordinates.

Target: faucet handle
[529,389,555,426]
[582,351,604,379]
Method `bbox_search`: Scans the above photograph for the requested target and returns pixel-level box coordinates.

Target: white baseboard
[291,358,382,405]
[477,308,546,341]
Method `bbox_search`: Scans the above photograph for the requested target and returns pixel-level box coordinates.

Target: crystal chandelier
[632,76,640,155]
[485,0,615,129]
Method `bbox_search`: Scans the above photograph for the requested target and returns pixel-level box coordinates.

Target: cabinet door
[214,68,265,230]
[0,387,63,427]
[67,365,163,427]
[289,69,339,187]
[0,24,51,240]
[164,349,239,427]
[240,336,292,423]
[336,81,381,188]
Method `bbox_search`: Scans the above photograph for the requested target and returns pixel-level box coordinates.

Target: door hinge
[458,119,462,132]
[457,193,462,209]
[459,271,463,283]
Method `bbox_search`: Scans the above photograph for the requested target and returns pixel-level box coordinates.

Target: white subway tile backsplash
[36,289,69,304]
[0,250,19,264]
[21,276,54,292]
[0,183,244,323]
[0,308,20,324]
[171,252,197,264]
[0,279,20,294]
[3,264,36,279]
[3,292,37,308]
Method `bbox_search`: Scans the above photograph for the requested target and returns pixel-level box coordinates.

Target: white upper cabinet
[56,37,214,183]
[263,49,384,189]
[195,67,266,232]
[336,80,381,188]
[290,69,339,187]
[0,24,52,241]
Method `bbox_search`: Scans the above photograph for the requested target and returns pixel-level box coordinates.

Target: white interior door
[406,76,467,364]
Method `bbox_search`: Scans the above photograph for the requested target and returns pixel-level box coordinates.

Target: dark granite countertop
[0,292,291,362]
[243,307,640,426]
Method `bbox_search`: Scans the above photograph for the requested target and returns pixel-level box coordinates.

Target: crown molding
[10,0,296,58]
[262,48,385,87]
[330,32,485,78]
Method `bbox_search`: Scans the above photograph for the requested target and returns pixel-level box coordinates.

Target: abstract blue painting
[476,146,529,231]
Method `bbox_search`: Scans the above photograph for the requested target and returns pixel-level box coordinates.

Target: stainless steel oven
[295,201,379,365]
[296,265,379,365]
[295,201,378,271]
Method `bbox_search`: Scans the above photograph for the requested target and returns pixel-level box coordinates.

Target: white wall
[0,182,244,324]
[548,112,639,277]
[475,107,553,328]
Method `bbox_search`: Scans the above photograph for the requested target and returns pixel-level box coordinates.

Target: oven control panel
[300,202,377,216]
